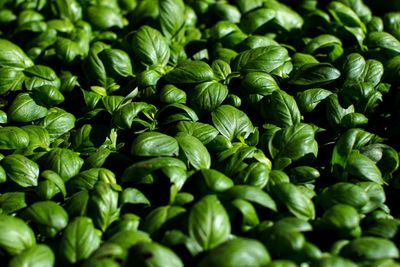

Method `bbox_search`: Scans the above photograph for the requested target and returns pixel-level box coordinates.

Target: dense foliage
[0,0,400,266]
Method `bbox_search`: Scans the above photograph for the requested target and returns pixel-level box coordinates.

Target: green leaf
[120,188,150,206]
[122,157,187,183]
[319,204,360,233]
[82,259,120,267]
[21,201,69,238]
[130,25,170,67]
[0,192,27,214]
[273,183,316,220]
[288,166,320,184]
[160,85,187,104]
[0,39,34,69]
[0,214,36,255]
[346,150,384,184]
[313,256,358,267]
[384,12,400,40]
[98,48,133,78]
[366,31,400,56]
[260,225,305,258]
[224,185,277,211]
[199,169,234,192]
[361,144,399,180]
[363,218,400,239]
[40,107,75,139]
[262,90,301,128]
[165,60,214,84]
[263,0,304,32]
[189,195,231,250]
[2,154,39,187]
[288,63,341,86]
[240,8,275,34]
[318,182,369,210]
[176,134,211,169]
[131,132,179,157]
[231,198,260,230]
[54,0,82,22]
[40,148,84,182]
[212,59,231,81]
[0,68,25,95]
[240,72,280,95]
[268,123,318,163]
[357,182,386,214]
[8,244,55,267]
[59,216,102,264]
[304,34,343,62]
[0,126,29,150]
[21,125,50,149]
[212,105,254,141]
[159,0,186,39]
[24,65,61,90]
[87,181,120,232]
[198,238,270,267]
[141,205,186,234]
[125,242,183,267]
[231,46,291,76]
[112,102,156,130]
[327,1,366,32]
[68,168,116,194]
[8,93,48,122]
[340,237,399,261]
[38,170,67,199]
[87,6,125,30]
[176,121,219,145]
[107,230,151,251]
[190,81,228,114]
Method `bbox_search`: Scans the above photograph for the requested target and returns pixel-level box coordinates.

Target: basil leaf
[224,185,277,211]
[59,216,102,264]
[8,93,48,122]
[273,183,316,220]
[0,126,30,150]
[262,90,301,128]
[0,68,25,95]
[131,132,179,157]
[346,150,384,184]
[130,25,170,67]
[40,148,84,182]
[0,192,27,214]
[231,46,291,76]
[87,181,120,232]
[366,31,400,56]
[8,244,55,267]
[190,81,228,114]
[20,201,69,238]
[125,242,183,267]
[212,105,254,141]
[198,238,270,267]
[141,205,186,234]
[40,107,76,139]
[189,195,231,250]
[240,72,280,95]
[159,0,186,39]
[340,237,399,261]
[2,154,39,187]
[165,60,214,84]
[176,133,211,170]
[0,39,34,69]
[288,63,341,86]
[268,123,318,163]
[176,121,219,145]
[0,214,36,255]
